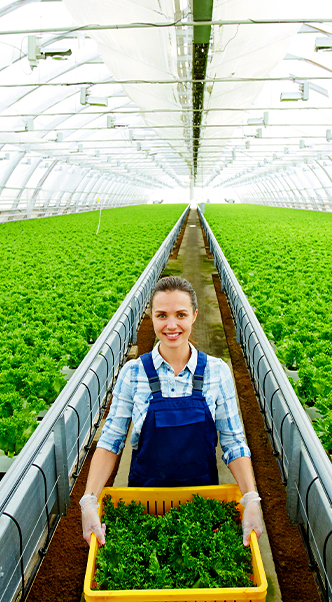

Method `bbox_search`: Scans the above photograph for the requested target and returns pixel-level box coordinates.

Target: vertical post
[286,419,303,523]
[219,263,224,292]
[235,302,242,345]
[54,415,70,516]
[27,189,33,219]
[131,298,137,345]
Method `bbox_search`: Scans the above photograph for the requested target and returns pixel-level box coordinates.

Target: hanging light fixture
[80,87,108,107]
[315,37,332,51]
[28,36,72,70]
[280,82,309,101]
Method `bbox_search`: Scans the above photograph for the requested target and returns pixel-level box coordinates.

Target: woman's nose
[167,316,177,329]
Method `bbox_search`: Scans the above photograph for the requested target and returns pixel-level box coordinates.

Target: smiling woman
[151,280,198,372]
[79,275,263,551]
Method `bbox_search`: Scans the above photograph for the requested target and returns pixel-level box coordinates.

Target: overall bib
[128,350,219,487]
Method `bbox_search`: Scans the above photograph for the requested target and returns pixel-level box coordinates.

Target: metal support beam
[286,420,303,524]
[53,415,70,516]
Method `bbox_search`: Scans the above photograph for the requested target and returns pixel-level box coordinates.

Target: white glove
[79,494,106,547]
[240,491,263,547]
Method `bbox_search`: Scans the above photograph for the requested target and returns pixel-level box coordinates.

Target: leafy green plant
[94,494,252,591]
[205,204,332,452]
[313,393,332,454]
[0,205,185,456]
[277,339,305,370]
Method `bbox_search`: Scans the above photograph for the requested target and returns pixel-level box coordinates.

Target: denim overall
[128,350,219,487]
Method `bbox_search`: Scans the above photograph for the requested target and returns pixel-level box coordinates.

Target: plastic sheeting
[63,0,191,160]
[1,0,332,217]
[197,0,300,178]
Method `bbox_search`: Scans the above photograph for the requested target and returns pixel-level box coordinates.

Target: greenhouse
[0,2,332,602]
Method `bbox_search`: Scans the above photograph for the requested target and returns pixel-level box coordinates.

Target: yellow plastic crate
[84,485,267,602]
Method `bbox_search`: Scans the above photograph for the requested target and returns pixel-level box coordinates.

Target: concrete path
[113,208,282,601]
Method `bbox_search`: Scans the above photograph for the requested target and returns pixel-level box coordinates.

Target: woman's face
[151,289,198,353]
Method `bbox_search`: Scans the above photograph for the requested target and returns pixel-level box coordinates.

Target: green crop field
[205,204,332,454]
[0,205,185,456]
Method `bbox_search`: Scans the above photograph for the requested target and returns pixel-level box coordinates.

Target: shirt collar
[152,342,198,374]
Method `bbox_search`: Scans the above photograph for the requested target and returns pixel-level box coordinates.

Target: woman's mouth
[163,332,181,340]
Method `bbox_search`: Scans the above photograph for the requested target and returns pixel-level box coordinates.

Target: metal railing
[0,206,189,602]
[240,195,332,212]
[0,185,149,223]
[199,207,332,602]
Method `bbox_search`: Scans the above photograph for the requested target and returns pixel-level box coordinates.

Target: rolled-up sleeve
[97,361,138,454]
[213,360,251,465]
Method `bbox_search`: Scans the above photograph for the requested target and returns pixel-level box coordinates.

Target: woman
[80,276,263,547]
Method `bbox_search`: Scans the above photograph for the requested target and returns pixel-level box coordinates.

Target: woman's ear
[192,309,198,324]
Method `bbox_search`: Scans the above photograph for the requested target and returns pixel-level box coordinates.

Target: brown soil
[168,211,189,260]
[199,214,321,601]
[212,276,322,602]
[26,313,156,602]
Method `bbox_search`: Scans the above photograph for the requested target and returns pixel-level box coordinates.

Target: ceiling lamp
[15,118,34,133]
[315,37,332,52]
[80,87,108,107]
[28,36,72,70]
[247,112,269,127]
[280,82,309,102]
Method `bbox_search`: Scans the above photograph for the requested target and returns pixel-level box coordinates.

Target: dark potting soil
[26,312,156,602]
[212,274,321,602]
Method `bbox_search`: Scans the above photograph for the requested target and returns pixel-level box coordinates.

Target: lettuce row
[205,204,332,454]
[0,205,185,456]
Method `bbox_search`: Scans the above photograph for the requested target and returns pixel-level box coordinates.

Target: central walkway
[113,208,282,601]
[169,209,231,361]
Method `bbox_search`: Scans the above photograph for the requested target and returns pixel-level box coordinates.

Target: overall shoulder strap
[140,352,162,394]
[192,350,207,391]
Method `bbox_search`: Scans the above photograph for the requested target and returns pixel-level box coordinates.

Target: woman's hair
[149,276,198,312]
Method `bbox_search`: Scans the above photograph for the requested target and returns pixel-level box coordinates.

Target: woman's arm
[227,456,256,495]
[213,361,263,545]
[84,448,118,498]
[228,456,263,546]
[80,360,136,545]
[80,448,119,546]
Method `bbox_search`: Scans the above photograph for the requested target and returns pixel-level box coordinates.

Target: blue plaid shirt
[97,343,250,465]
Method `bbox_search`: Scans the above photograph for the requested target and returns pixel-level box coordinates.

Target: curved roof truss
[0,0,332,219]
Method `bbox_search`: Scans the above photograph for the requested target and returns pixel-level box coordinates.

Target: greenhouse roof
[1,0,332,219]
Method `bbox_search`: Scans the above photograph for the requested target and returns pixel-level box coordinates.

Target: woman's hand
[240,491,263,546]
[79,494,106,547]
